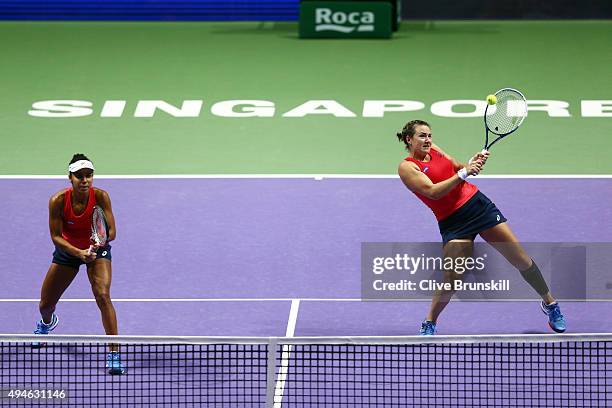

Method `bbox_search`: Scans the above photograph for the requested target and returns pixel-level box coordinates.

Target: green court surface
[0,20,610,175]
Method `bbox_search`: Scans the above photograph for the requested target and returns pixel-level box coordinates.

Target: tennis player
[396,120,566,335]
[32,154,125,374]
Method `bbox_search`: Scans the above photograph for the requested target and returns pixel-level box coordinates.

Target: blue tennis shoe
[541,301,566,333]
[419,320,436,336]
[31,313,59,348]
[106,351,126,375]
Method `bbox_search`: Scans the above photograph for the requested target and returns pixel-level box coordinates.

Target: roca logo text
[315,8,374,26]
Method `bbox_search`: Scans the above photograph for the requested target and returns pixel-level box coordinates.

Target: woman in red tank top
[397,120,566,335]
[33,153,124,374]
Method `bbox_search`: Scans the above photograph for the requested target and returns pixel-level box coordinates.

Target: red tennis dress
[404,149,478,221]
[62,188,96,249]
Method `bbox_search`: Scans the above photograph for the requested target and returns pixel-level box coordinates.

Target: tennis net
[1,333,611,407]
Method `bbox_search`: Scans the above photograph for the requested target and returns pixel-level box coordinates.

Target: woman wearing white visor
[32,153,124,375]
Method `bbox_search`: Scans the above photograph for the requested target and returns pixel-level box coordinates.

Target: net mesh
[1,340,267,407]
[1,334,611,407]
[485,88,528,135]
[278,341,612,407]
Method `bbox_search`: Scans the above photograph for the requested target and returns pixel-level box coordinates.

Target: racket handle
[87,245,94,256]
[481,148,489,155]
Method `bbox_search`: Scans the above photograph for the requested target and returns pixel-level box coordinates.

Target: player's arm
[398,160,483,200]
[95,189,116,242]
[432,143,489,171]
[48,193,96,261]
[398,161,461,200]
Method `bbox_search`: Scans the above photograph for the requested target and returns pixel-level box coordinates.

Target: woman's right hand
[79,246,98,263]
[467,158,484,176]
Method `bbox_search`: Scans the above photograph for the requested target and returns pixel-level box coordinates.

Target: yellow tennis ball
[486,94,497,105]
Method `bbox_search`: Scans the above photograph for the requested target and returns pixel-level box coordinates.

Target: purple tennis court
[2,177,612,336]
[2,177,612,407]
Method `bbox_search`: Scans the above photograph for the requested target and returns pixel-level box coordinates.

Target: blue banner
[0,1,300,21]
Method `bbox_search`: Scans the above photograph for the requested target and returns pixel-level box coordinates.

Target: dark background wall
[0,0,610,21]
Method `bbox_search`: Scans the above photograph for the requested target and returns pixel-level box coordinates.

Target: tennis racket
[88,205,108,255]
[482,88,528,152]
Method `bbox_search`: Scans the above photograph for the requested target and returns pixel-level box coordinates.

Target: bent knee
[93,292,112,306]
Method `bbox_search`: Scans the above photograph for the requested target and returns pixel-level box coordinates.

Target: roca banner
[299,1,392,38]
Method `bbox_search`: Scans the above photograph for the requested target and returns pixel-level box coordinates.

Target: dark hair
[396,120,431,151]
[68,153,93,175]
[69,153,91,165]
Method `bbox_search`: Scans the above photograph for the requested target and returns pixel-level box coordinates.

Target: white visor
[68,160,95,173]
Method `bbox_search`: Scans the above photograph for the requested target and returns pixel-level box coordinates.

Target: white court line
[273,299,300,408]
[0,298,326,302]
[285,299,300,337]
[0,174,611,180]
[1,298,611,302]
[0,298,309,302]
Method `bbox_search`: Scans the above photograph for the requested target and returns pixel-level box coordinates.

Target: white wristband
[457,168,469,180]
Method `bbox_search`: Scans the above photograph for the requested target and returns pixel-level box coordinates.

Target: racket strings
[92,207,108,245]
[95,218,107,239]
[485,89,527,135]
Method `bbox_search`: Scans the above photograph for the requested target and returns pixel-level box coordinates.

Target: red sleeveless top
[405,149,478,221]
[62,188,96,249]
